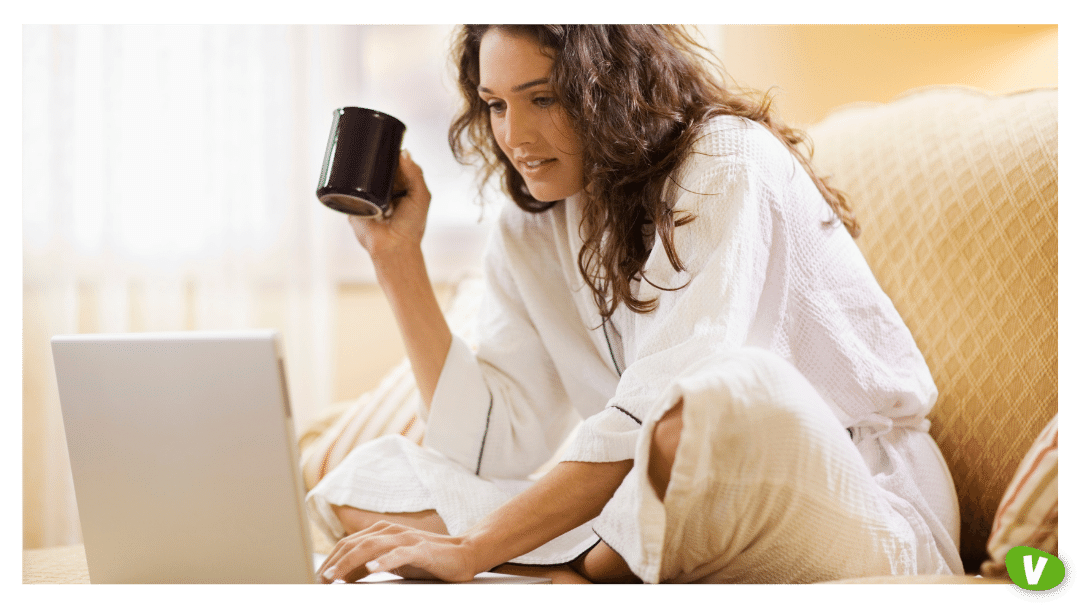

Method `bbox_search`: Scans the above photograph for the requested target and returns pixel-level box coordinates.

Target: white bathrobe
[307,115,964,582]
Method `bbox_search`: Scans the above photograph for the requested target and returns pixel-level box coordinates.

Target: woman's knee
[647,400,684,501]
[678,348,837,435]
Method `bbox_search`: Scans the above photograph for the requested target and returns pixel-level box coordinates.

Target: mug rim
[335,106,406,131]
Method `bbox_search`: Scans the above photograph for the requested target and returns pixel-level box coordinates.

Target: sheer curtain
[22,24,485,548]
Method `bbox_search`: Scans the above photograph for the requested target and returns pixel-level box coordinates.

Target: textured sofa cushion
[806,86,1058,572]
[981,414,1058,577]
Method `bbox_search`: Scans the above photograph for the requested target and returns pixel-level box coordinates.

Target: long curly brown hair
[449,25,858,321]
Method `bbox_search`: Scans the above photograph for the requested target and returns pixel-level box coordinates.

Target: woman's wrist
[371,242,426,287]
[458,528,502,576]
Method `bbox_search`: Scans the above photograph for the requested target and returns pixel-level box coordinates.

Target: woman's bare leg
[571,541,641,583]
[331,505,449,536]
[648,400,684,501]
[492,563,592,584]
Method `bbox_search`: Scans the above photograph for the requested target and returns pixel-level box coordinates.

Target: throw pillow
[981,414,1058,577]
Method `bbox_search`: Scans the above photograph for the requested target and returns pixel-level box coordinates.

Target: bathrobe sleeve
[421,205,615,480]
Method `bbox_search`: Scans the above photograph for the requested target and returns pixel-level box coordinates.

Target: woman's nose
[502,107,536,149]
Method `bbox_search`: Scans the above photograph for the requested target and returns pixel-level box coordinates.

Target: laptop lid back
[51,330,315,583]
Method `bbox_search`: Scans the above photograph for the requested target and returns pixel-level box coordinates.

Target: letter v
[1024,554,1048,585]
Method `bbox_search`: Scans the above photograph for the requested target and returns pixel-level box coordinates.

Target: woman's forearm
[372,244,452,409]
[461,458,634,573]
[317,458,634,584]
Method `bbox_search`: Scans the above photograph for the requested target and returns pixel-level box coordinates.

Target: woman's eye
[533,96,555,108]
[486,101,506,115]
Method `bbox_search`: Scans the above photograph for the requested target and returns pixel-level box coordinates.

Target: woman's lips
[518,157,556,177]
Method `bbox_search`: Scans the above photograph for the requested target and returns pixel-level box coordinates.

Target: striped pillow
[981,414,1058,577]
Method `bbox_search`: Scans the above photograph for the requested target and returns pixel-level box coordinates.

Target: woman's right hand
[347,148,449,409]
[348,149,432,260]
[317,521,481,584]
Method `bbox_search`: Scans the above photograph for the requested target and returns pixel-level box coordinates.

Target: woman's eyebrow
[478,78,550,95]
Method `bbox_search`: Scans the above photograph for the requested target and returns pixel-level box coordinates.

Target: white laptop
[52,330,321,583]
[52,330,550,584]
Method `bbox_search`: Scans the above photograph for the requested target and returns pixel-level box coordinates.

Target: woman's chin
[525,185,581,203]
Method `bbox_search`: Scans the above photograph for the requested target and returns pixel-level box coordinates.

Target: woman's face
[478,28,585,202]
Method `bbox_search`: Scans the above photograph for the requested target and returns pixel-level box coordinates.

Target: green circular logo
[1005,546,1065,591]
[1006,548,1075,600]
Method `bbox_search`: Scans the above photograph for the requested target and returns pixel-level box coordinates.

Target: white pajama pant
[307,347,963,582]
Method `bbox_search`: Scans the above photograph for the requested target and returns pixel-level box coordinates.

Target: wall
[332,283,454,404]
[717,25,1058,127]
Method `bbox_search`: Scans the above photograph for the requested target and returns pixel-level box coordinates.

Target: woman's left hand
[316,521,481,583]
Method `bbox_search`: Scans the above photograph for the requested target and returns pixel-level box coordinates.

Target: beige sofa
[297,86,1059,581]
[808,86,1058,576]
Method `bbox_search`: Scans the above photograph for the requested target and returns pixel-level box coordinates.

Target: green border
[10,3,1071,608]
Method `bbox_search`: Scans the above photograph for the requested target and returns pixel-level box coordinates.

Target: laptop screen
[52,330,316,583]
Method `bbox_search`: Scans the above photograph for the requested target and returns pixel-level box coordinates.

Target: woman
[308,25,963,584]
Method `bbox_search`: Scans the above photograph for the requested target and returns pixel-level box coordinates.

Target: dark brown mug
[316,107,407,218]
